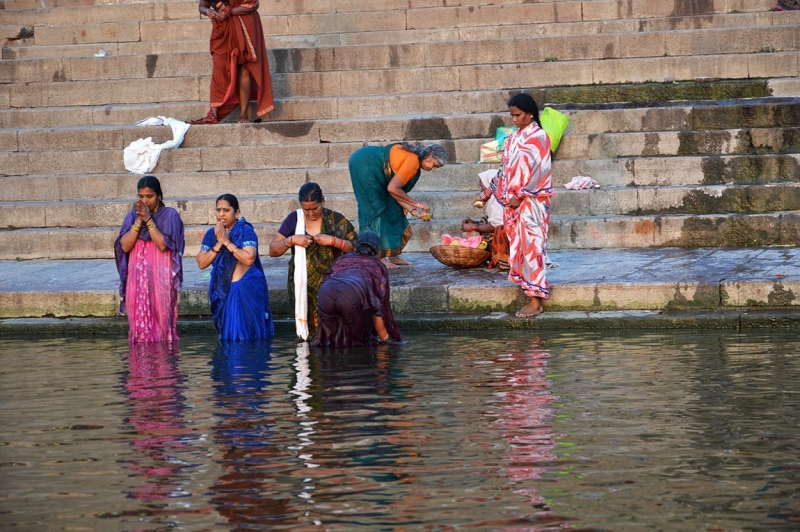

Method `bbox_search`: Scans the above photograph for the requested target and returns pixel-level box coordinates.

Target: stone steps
[5,183,800,231]
[5,98,797,149]
[3,124,798,177]
[2,32,796,103]
[2,210,798,261]
[3,52,797,128]
[0,78,781,130]
[0,0,779,26]
[4,23,797,85]
[0,0,772,37]
[0,0,781,48]
[0,0,795,275]
[5,10,797,60]
[3,152,800,203]
[0,52,800,129]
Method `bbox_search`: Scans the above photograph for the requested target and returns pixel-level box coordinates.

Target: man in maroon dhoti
[192,0,274,124]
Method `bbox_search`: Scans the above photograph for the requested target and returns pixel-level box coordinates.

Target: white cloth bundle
[293,208,309,341]
[564,175,599,190]
[478,169,504,228]
[123,116,191,174]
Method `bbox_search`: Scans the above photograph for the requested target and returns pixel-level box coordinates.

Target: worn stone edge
[2,308,800,337]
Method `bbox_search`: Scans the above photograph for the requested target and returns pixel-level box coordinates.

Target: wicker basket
[429,245,491,269]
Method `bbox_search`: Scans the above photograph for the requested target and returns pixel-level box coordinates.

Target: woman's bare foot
[515,299,544,318]
[381,258,400,270]
[387,256,411,266]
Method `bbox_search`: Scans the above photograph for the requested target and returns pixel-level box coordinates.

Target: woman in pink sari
[491,94,554,318]
[115,176,185,343]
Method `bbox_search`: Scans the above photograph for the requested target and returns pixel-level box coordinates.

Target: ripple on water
[0,331,799,530]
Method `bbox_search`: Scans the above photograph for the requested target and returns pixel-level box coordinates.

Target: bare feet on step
[381,258,400,270]
[381,256,411,269]
[515,298,544,318]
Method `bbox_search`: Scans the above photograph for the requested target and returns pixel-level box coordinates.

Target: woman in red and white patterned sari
[491,93,554,318]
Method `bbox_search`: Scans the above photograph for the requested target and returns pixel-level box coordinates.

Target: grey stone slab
[2,243,800,317]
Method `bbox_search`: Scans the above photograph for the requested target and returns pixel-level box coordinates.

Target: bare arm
[312,233,354,254]
[145,221,169,252]
[270,230,316,256]
[227,244,257,266]
[269,233,293,257]
[121,221,169,252]
[372,315,390,342]
[198,0,215,17]
[118,219,141,253]
[461,218,495,234]
[120,202,169,253]
[386,175,428,213]
[196,240,223,270]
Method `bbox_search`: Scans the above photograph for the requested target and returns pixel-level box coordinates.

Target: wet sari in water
[349,144,420,256]
[201,218,274,341]
[311,253,403,348]
[115,207,185,344]
[278,208,357,338]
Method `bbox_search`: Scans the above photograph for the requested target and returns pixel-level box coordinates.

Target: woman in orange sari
[192,0,274,124]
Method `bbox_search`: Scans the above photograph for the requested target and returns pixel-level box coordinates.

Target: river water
[1,330,798,531]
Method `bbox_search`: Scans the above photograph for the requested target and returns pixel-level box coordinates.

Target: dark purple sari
[310,253,403,348]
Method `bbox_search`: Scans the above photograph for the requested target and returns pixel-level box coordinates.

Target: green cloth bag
[539,106,569,153]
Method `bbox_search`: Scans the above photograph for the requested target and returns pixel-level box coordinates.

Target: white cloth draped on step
[123,116,191,174]
[293,208,309,341]
[564,175,599,190]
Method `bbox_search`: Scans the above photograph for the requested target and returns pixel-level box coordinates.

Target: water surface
[1,331,798,530]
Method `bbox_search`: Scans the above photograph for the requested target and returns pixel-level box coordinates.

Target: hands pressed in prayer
[135,199,151,223]
[214,221,230,246]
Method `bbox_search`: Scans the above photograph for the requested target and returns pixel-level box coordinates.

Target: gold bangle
[131,224,141,233]
[283,238,291,248]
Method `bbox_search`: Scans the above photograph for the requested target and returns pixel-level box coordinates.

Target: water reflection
[207,340,295,528]
[495,340,558,506]
[3,331,799,530]
[122,342,193,501]
[296,344,408,527]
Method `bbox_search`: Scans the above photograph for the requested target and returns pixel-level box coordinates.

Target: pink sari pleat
[126,239,179,344]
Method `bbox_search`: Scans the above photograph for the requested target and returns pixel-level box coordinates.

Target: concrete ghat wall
[1,247,797,319]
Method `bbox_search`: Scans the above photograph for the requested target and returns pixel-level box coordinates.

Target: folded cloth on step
[564,175,599,190]
[123,116,191,174]
[442,234,484,248]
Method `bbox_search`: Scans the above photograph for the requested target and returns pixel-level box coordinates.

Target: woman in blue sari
[197,194,274,341]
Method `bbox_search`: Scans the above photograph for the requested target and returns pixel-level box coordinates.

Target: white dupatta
[293,209,309,341]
